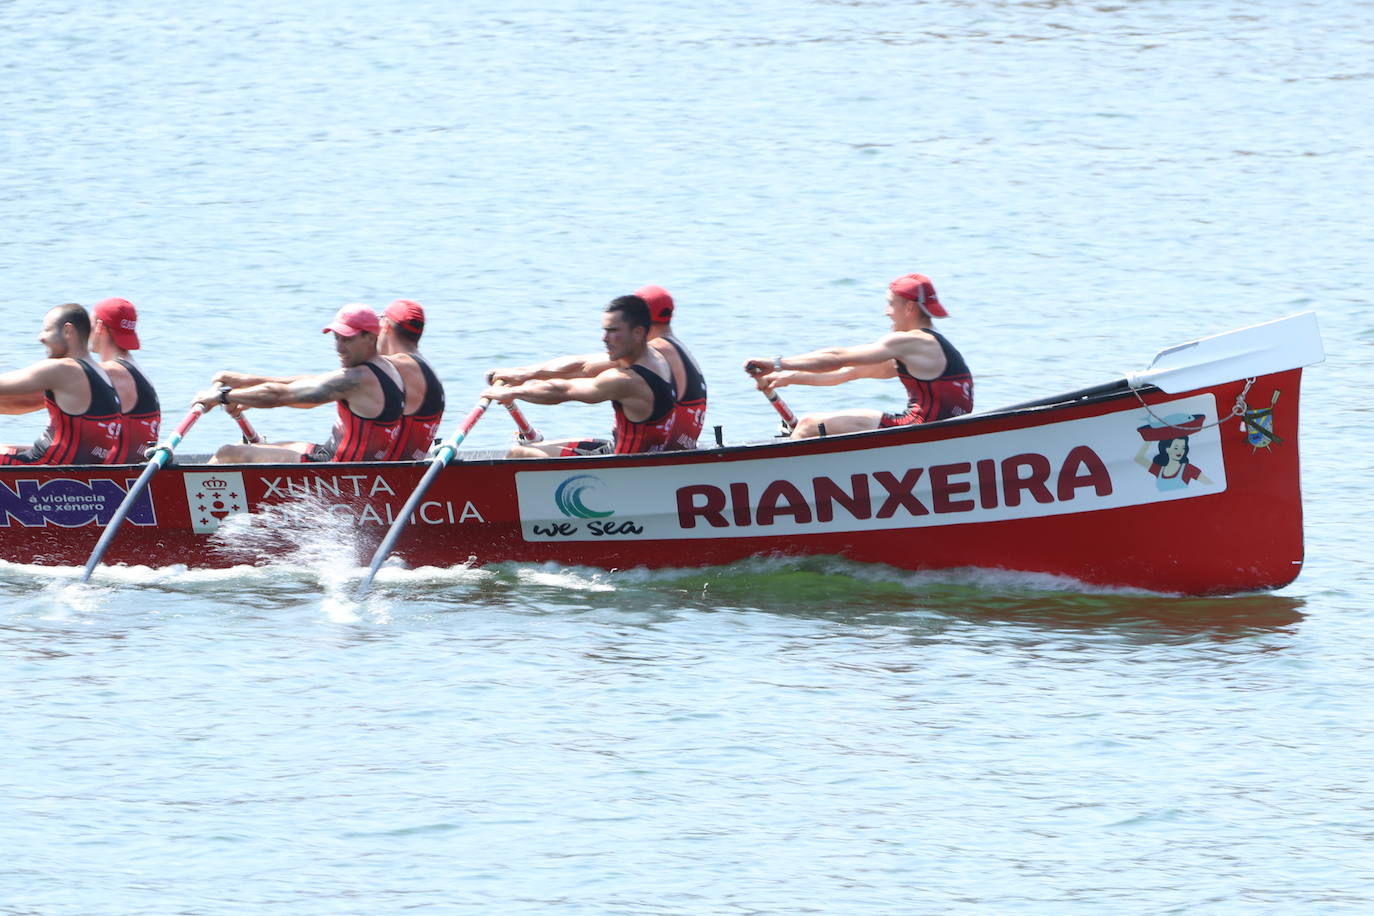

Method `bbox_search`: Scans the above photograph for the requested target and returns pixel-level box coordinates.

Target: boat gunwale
[0,380,1240,476]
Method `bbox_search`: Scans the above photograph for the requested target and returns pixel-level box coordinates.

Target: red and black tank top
[107,358,162,464]
[392,353,446,461]
[308,361,406,462]
[611,364,677,455]
[661,335,707,450]
[0,359,122,466]
[893,329,974,422]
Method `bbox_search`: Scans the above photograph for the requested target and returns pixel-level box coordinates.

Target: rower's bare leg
[209,442,311,464]
[505,442,568,461]
[505,438,610,459]
[789,410,884,439]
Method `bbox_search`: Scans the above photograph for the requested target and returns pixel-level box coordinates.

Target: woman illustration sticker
[1134,413,1214,492]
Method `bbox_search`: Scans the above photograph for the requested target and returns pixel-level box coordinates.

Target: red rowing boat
[1,313,1324,595]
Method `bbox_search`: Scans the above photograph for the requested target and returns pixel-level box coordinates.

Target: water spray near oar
[80,404,207,583]
[355,396,494,598]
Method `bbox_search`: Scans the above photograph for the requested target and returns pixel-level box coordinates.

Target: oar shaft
[505,403,542,443]
[765,389,798,430]
[746,366,798,432]
[80,404,206,583]
[356,398,493,597]
[233,413,265,444]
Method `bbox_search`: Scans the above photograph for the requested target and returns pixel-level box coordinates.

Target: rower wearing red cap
[379,299,446,460]
[743,273,973,439]
[0,303,122,465]
[92,297,162,463]
[192,304,407,464]
[486,284,706,449]
[481,295,677,457]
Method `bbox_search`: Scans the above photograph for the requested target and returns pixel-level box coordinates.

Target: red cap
[93,297,141,350]
[889,273,947,318]
[384,299,425,336]
[635,285,674,323]
[322,304,380,338]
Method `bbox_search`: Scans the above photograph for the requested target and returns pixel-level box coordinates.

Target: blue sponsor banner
[0,477,155,528]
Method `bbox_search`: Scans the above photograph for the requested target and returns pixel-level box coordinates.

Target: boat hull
[1,370,1306,595]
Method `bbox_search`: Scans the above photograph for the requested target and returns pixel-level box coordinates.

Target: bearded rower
[193,304,407,464]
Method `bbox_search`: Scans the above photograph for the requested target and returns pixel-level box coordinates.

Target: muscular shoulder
[39,357,89,390]
[101,360,137,403]
[383,353,422,381]
[591,364,647,398]
[885,329,947,376]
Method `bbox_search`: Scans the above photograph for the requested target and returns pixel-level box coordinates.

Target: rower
[0,303,123,466]
[379,299,446,460]
[481,295,677,457]
[743,272,973,439]
[192,304,407,464]
[635,285,707,449]
[92,297,162,463]
[486,284,706,449]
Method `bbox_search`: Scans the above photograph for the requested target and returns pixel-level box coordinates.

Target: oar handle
[505,402,542,443]
[358,397,494,598]
[81,404,207,583]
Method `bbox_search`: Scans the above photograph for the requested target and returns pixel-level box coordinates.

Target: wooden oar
[999,311,1325,412]
[746,367,798,432]
[355,397,493,598]
[80,404,207,583]
[504,402,542,443]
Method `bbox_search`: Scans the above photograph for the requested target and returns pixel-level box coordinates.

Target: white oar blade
[1127,311,1325,393]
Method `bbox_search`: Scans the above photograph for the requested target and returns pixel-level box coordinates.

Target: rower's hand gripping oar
[80,404,207,583]
[745,366,798,433]
[355,397,494,598]
[504,402,542,444]
[482,372,541,443]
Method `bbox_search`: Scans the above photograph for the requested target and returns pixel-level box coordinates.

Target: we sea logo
[554,474,614,519]
[523,473,644,539]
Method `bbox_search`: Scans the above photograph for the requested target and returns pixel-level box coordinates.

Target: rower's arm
[255,367,365,407]
[487,353,610,385]
[212,370,304,388]
[198,367,362,412]
[745,338,899,375]
[483,367,638,408]
[0,392,46,414]
[767,362,895,389]
[0,361,66,410]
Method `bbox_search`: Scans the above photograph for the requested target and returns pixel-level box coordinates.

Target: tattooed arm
[195,366,365,412]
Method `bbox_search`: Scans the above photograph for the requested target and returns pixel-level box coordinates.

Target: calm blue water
[3,1,1373,912]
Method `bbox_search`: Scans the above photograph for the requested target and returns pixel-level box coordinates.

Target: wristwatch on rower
[218,385,232,406]
[773,356,784,372]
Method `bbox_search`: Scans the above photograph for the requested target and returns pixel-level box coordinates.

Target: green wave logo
[554,474,614,519]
